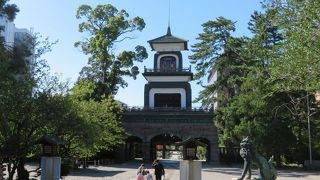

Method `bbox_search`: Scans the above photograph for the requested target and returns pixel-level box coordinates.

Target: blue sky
[10,0,262,106]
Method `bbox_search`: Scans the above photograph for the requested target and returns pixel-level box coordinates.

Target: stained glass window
[160,56,176,72]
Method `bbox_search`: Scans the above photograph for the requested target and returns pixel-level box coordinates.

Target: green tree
[69,76,126,159]
[234,9,294,163]
[189,16,251,110]
[0,0,19,22]
[189,17,250,147]
[0,33,71,179]
[264,0,320,91]
[190,1,320,165]
[189,10,297,166]
[0,0,19,79]
[75,4,147,100]
[0,34,102,178]
[263,0,320,163]
[71,4,144,160]
[189,16,237,83]
[68,95,126,157]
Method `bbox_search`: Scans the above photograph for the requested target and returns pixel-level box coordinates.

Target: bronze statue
[237,136,252,180]
[253,155,277,180]
[237,136,277,180]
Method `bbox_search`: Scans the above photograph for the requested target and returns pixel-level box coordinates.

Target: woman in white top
[136,163,145,180]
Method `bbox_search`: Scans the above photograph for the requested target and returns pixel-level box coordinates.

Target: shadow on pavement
[101,161,142,169]
[67,160,320,179]
[277,170,320,178]
[202,164,320,178]
[100,159,181,170]
[68,168,125,177]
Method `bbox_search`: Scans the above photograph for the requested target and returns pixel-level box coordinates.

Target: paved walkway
[26,160,319,180]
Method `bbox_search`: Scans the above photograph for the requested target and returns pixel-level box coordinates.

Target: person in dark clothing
[152,159,165,180]
[238,136,252,180]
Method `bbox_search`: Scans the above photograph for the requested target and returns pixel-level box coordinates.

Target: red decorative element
[160,56,176,72]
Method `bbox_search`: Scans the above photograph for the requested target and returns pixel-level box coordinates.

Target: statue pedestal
[40,156,61,180]
[180,160,202,180]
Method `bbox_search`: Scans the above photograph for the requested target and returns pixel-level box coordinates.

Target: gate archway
[125,136,143,160]
[195,137,210,161]
[150,134,182,160]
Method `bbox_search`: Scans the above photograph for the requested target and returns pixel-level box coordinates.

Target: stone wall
[121,110,219,162]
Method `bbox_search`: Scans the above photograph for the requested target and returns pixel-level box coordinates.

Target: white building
[0,15,34,63]
[207,68,218,110]
[0,15,15,45]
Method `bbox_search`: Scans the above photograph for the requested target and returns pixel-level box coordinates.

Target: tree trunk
[82,157,87,169]
[275,151,281,167]
[17,158,29,180]
[8,162,17,180]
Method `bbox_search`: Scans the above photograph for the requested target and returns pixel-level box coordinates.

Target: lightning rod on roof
[168,0,171,29]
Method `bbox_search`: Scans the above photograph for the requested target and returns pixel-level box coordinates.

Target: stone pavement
[26,160,320,180]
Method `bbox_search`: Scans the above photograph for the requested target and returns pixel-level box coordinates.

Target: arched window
[160,56,176,72]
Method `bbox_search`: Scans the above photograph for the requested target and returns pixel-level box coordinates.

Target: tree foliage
[264,0,320,163]
[68,95,126,157]
[0,32,72,179]
[265,0,320,92]
[75,4,147,99]
[190,0,320,165]
[0,0,19,21]
[190,17,237,83]
[71,3,140,158]
[190,17,249,108]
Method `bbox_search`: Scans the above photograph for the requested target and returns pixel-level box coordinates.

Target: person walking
[152,159,165,180]
[136,163,146,180]
[145,170,153,180]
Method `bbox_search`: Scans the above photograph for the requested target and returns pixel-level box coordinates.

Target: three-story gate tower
[120,27,219,162]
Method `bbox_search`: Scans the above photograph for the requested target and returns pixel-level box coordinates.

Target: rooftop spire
[166,26,172,36]
[168,0,171,29]
[167,0,171,36]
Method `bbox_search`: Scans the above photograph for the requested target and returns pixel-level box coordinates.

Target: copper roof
[148,26,188,50]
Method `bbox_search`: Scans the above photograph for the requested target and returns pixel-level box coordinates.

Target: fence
[219,147,242,163]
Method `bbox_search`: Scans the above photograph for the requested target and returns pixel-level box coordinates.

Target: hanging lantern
[176,137,207,160]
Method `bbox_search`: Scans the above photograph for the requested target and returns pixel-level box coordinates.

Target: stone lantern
[38,135,65,180]
[40,137,62,156]
[177,137,206,160]
[176,137,207,180]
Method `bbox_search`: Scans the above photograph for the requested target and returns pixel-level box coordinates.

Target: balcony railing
[144,66,191,73]
[122,106,212,112]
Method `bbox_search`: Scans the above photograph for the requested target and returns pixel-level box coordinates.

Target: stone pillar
[114,144,126,162]
[180,160,202,180]
[41,156,61,180]
[210,142,219,162]
[142,141,151,162]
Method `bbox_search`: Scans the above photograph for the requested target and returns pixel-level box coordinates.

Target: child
[136,164,145,180]
[145,170,153,180]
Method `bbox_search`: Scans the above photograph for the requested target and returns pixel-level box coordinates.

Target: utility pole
[306,92,312,164]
